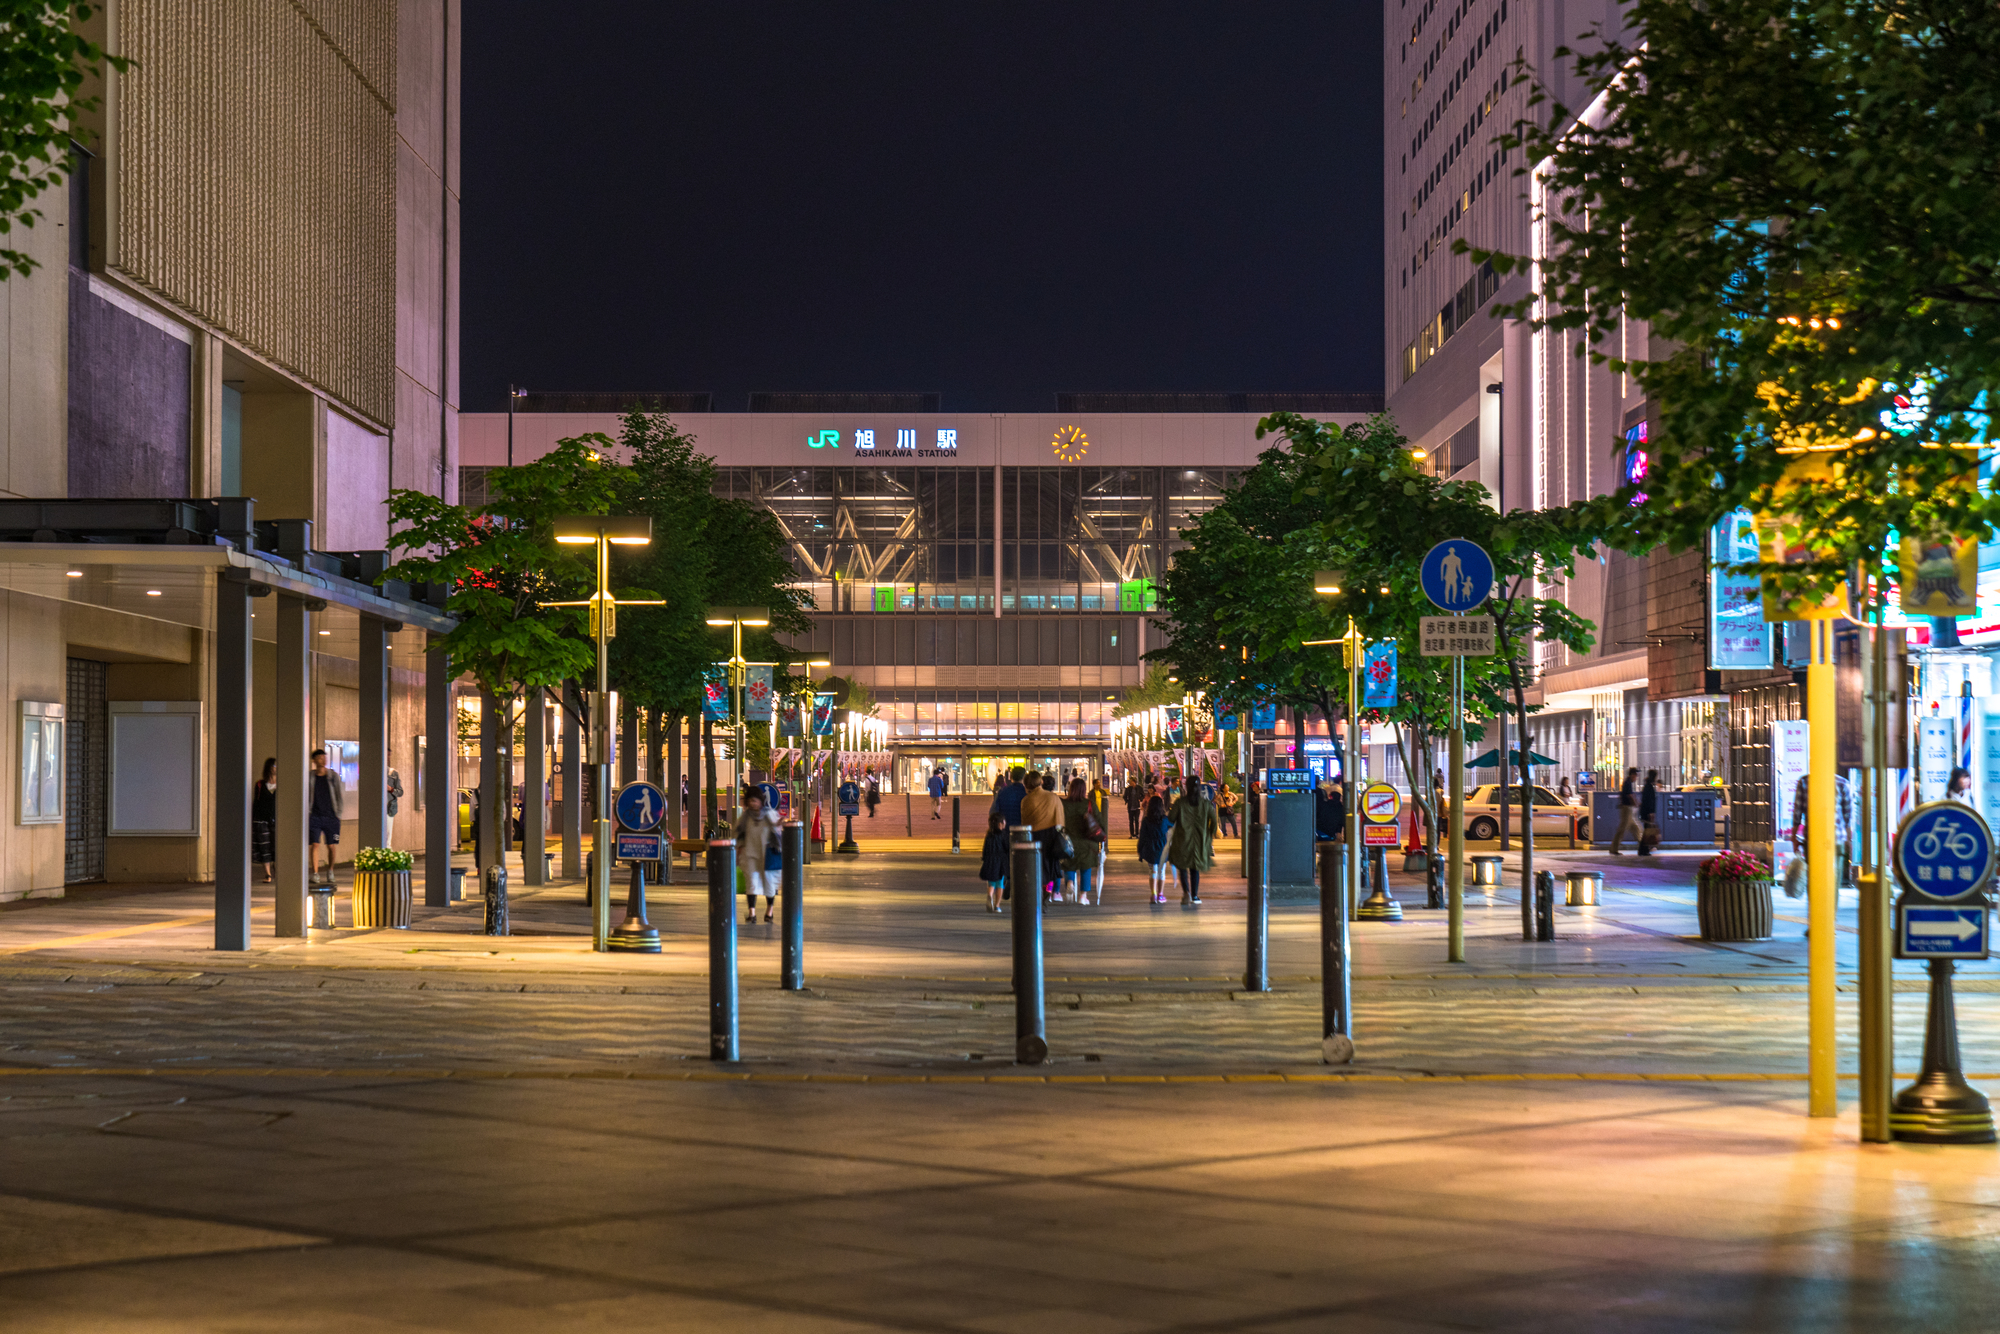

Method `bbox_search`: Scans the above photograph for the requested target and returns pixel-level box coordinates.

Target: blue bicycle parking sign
[1892,801,1996,901]
[1420,539,1494,612]
[615,781,666,833]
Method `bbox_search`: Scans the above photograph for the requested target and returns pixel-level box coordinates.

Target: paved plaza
[3,842,1998,1330]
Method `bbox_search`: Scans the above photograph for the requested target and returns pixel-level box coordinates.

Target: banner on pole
[1164,704,1187,746]
[812,692,837,736]
[745,665,774,720]
[700,667,729,720]
[1362,643,1398,707]
[778,700,803,737]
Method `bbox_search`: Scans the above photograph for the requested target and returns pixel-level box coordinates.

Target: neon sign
[804,428,960,455]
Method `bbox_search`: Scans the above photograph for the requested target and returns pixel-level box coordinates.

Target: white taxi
[1452,784,1589,842]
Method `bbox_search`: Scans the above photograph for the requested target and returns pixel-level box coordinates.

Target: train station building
[462,393,1377,795]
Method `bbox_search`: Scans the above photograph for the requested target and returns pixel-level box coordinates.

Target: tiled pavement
[6,846,2000,1330]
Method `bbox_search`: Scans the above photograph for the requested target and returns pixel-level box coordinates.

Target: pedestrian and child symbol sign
[1420,540,1494,612]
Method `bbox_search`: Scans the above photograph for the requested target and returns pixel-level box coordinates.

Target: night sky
[461,2,1382,413]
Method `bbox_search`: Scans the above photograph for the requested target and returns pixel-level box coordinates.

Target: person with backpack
[1137,793,1170,903]
[978,810,1011,912]
[1166,775,1219,905]
[1609,766,1642,854]
[928,767,948,819]
[1062,777,1107,905]
[863,768,881,819]
[1637,769,1661,856]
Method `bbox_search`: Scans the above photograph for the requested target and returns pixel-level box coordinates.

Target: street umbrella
[1466,748,1558,768]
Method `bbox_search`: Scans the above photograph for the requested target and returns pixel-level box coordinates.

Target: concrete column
[560,684,582,878]
[478,688,501,873]
[358,616,389,850]
[214,576,254,950]
[275,596,314,937]
[424,642,452,906]
[620,697,639,786]
[524,686,547,884]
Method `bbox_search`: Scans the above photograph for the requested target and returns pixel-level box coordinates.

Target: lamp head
[552,514,652,545]
[1314,569,1345,596]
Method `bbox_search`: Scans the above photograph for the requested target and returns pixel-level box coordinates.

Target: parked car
[1452,784,1588,841]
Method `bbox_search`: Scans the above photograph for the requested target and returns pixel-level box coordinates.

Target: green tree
[0,2,125,279]
[1274,413,1612,913]
[1464,0,2000,598]
[382,434,631,736]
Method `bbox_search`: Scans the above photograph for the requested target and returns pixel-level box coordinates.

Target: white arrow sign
[1910,913,1982,940]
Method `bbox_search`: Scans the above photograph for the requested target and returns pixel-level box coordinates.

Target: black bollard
[707,837,738,1060]
[1245,822,1270,992]
[1010,828,1047,1064]
[583,849,595,906]
[1534,868,1556,942]
[780,820,805,991]
[1320,842,1353,1063]
[951,796,961,854]
[1892,959,1997,1143]
[838,811,859,854]
[483,862,508,936]
[608,859,661,952]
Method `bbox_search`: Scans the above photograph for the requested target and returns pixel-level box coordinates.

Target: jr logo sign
[806,430,840,449]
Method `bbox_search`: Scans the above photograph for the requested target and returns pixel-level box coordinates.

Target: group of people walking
[247,751,402,885]
[980,768,1221,910]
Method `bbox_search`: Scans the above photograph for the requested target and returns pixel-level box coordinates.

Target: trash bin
[308,884,336,929]
[1471,854,1503,888]
[1564,870,1603,906]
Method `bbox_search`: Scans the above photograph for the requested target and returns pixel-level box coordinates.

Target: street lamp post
[705,607,771,821]
[548,514,659,951]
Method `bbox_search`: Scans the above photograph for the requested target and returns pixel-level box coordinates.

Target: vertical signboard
[1919,716,1954,805]
[1770,718,1810,883]
[1709,509,1771,669]
[745,665,774,721]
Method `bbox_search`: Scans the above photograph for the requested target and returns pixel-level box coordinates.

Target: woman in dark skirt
[251,757,279,881]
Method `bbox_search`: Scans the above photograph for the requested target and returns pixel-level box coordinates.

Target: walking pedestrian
[928,767,948,818]
[1018,772,1065,901]
[1062,777,1107,905]
[1636,769,1661,855]
[252,757,278,882]
[1166,775,1219,905]
[864,768,881,819]
[1608,766,1641,854]
[307,749,344,886]
[1217,782,1240,837]
[1137,794,1170,903]
[1123,778,1144,838]
[735,787,782,924]
[978,810,1011,912]
[990,766,1028,828]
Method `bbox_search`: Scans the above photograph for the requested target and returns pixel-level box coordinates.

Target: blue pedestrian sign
[1420,539,1494,612]
[1892,802,1995,900]
[1898,904,1989,959]
[615,781,666,833]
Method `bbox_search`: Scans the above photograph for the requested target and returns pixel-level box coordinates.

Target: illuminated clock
[1052,424,1089,463]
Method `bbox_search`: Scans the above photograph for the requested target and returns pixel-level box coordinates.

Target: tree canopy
[0,2,125,279]
[1465,0,2000,598]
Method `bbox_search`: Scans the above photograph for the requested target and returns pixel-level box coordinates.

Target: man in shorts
[309,749,346,885]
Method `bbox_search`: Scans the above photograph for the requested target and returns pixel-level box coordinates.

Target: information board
[1419,616,1495,656]
[614,831,664,862]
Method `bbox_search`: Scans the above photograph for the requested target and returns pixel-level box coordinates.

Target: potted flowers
[351,846,415,929]
[1696,849,1773,941]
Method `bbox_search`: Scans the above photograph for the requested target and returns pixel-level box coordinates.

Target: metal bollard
[1357,844,1403,921]
[1534,868,1556,942]
[780,820,805,991]
[483,862,509,936]
[1892,959,1997,1143]
[707,838,738,1060]
[1319,842,1353,1063]
[1010,828,1047,1064]
[1245,822,1270,992]
[583,849,596,905]
[951,796,961,854]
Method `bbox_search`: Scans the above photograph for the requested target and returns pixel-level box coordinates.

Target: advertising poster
[1918,716,1954,805]
[1770,719,1810,883]
[1708,509,1771,669]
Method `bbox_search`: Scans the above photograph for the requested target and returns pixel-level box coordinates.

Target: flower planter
[1698,876,1773,941]
[352,868,413,929]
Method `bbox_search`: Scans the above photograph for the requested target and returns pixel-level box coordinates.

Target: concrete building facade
[0,1,460,906]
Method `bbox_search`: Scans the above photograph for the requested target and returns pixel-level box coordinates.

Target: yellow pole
[1808,618,1838,1117]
